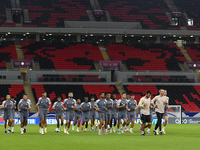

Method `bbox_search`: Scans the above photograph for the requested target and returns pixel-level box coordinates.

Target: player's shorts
[90,112,95,120]
[4,111,11,121]
[164,111,168,117]
[55,111,63,117]
[127,112,135,120]
[65,111,74,121]
[98,112,105,121]
[141,114,151,123]
[118,111,127,120]
[82,112,90,122]
[39,110,47,120]
[10,110,15,120]
[74,113,81,120]
[20,112,28,122]
[111,111,118,119]
[105,112,112,121]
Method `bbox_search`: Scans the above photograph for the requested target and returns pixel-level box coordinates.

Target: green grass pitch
[0,124,199,150]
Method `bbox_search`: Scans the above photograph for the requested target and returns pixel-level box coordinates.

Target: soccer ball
[55,128,59,132]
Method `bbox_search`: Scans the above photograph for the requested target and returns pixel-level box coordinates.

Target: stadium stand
[0,1,16,27]
[38,74,105,82]
[31,84,120,111]
[106,43,186,71]
[98,0,179,29]
[184,44,200,61]
[0,84,25,105]
[124,85,200,112]
[20,0,91,27]
[128,75,194,83]
[0,41,18,69]
[22,42,104,70]
[173,0,200,30]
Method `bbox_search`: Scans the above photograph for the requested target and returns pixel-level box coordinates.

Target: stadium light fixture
[21,39,23,41]
[179,36,181,38]
[90,34,93,36]
[68,34,71,36]
[131,35,134,37]
[26,33,29,34]
[191,35,193,37]
[193,64,196,67]
[109,35,112,36]
[163,36,166,38]
[43,39,46,40]
[150,35,152,37]
[173,35,176,37]
[49,34,52,35]
[64,35,67,36]
[8,32,11,34]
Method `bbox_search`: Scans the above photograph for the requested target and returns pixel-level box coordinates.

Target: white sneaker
[162,129,166,134]
[72,125,74,131]
[113,127,116,133]
[64,128,67,133]
[76,128,80,132]
[21,131,24,135]
[66,131,69,134]
[110,128,112,133]
[41,130,44,135]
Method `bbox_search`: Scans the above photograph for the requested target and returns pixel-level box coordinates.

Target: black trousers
[155,112,164,132]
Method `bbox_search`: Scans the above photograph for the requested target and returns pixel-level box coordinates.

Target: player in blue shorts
[126,93,138,133]
[1,95,13,134]
[10,95,16,133]
[162,90,169,134]
[94,92,107,135]
[52,96,64,132]
[89,96,96,132]
[80,97,91,132]
[18,94,31,135]
[63,92,76,134]
[72,99,82,132]
[36,91,51,135]
[117,92,127,134]
[110,94,118,133]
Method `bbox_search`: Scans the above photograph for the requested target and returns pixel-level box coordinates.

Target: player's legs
[4,120,7,132]
[85,120,88,132]
[162,115,168,134]
[56,116,60,128]
[74,119,77,127]
[60,116,64,127]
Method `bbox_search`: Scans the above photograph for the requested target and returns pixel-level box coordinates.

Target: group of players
[1,89,169,136]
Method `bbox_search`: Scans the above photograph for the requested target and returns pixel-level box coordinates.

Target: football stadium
[0,0,200,149]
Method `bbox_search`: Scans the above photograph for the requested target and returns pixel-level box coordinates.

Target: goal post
[165,105,182,124]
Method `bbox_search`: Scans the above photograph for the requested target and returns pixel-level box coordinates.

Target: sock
[142,131,144,134]
[91,127,93,129]
[102,125,104,127]
[12,127,14,131]
[67,128,69,131]
[105,129,108,132]
[162,126,165,130]
[99,129,101,132]
[21,128,23,131]
[40,127,42,130]
[118,129,120,131]
[147,128,150,131]
[85,128,87,130]
[125,125,127,128]
[41,128,43,132]
[24,126,26,129]
[130,128,133,131]
[5,128,6,131]
[108,125,110,128]
[110,128,112,131]
[8,127,10,130]
[64,126,66,129]
[45,127,47,131]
